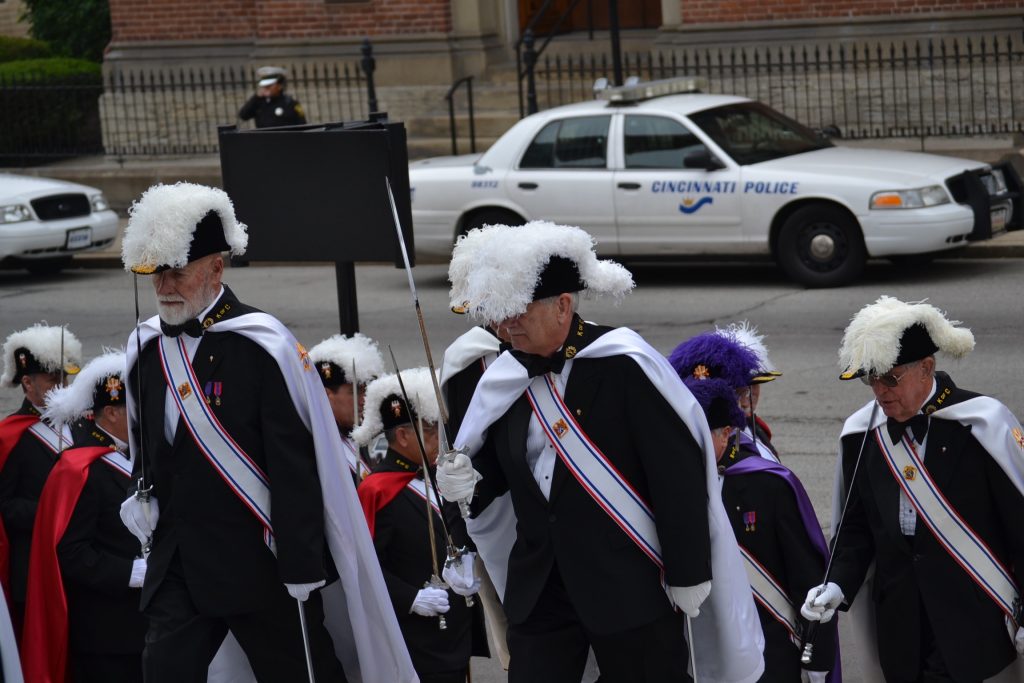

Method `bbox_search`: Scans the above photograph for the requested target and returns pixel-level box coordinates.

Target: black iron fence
[527,34,1024,139]
[0,60,369,164]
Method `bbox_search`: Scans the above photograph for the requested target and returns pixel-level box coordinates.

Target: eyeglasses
[860,368,912,388]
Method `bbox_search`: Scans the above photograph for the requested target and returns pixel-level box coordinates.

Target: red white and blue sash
[158,335,275,554]
[874,427,1020,631]
[341,436,370,481]
[525,373,665,576]
[738,545,800,647]
[28,421,69,454]
[404,477,443,517]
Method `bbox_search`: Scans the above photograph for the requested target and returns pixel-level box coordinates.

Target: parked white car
[0,173,119,275]
[409,78,1019,286]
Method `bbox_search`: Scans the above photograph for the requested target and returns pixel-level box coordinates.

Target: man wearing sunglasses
[802,296,1024,683]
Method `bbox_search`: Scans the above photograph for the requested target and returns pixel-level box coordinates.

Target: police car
[1,173,119,275]
[409,77,1020,287]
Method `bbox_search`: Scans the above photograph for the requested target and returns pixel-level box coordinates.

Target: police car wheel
[460,208,525,238]
[777,204,865,288]
[24,256,72,276]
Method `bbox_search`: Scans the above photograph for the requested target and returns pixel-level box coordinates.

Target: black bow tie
[887,414,929,444]
[511,349,566,378]
[160,318,204,338]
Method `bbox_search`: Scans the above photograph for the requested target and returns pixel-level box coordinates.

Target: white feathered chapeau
[2,324,83,387]
[308,334,385,385]
[43,350,125,427]
[351,367,441,447]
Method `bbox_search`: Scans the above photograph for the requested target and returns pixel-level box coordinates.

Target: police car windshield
[688,102,831,165]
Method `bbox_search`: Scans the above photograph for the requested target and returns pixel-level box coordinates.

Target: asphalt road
[2,256,1023,681]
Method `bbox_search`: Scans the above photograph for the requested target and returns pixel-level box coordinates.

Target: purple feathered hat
[684,377,747,430]
[668,331,763,389]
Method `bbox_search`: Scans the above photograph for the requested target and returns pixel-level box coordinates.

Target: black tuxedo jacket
[364,450,481,674]
[721,444,834,679]
[57,422,146,655]
[129,287,330,615]
[472,321,711,635]
[831,374,1024,681]
[0,399,59,602]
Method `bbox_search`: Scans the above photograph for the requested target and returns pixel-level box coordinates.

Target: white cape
[454,326,765,683]
[834,397,1024,683]
[127,312,417,683]
[0,580,23,683]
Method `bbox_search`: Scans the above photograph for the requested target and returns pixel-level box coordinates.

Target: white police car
[409,77,1019,287]
[1,173,119,275]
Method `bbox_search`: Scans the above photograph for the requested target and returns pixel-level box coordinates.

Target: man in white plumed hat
[117,182,415,682]
[0,323,81,630]
[435,221,764,683]
[308,333,385,483]
[802,296,1024,683]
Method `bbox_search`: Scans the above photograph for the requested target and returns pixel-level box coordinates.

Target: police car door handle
[617,182,641,190]
[518,182,538,190]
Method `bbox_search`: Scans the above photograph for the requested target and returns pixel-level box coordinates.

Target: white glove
[119,494,159,546]
[1014,626,1023,656]
[129,558,147,588]
[410,587,450,617]
[436,452,481,504]
[442,552,481,597]
[286,580,326,602]
[801,582,844,623]
[802,670,829,683]
[668,580,712,618]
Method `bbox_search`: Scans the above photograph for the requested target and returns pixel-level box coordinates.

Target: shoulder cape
[358,472,416,538]
[127,311,416,683]
[439,326,502,388]
[455,326,765,683]
[21,446,113,683]
[0,413,38,598]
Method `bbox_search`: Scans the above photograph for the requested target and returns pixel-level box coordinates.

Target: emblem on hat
[692,364,711,380]
[391,399,403,418]
[105,376,122,400]
[17,352,26,369]
[321,362,332,380]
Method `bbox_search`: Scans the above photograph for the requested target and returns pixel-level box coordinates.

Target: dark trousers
[507,567,690,683]
[72,652,143,683]
[142,554,346,683]
[885,603,979,683]
[418,670,468,683]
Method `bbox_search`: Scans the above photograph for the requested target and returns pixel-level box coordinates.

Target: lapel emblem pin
[552,419,569,439]
[178,382,192,400]
[903,465,917,481]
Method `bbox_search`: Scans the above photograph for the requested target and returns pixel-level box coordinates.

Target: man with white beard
[117,182,415,683]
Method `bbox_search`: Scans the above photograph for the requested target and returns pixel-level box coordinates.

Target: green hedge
[0,58,103,165]
[0,37,53,63]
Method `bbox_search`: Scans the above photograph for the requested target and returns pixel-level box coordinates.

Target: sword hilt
[800,640,814,665]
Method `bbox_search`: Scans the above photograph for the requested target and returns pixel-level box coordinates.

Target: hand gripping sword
[385,177,471,521]
[388,349,475,611]
[800,399,879,665]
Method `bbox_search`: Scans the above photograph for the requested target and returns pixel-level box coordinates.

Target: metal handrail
[445,75,475,155]
[516,0,592,117]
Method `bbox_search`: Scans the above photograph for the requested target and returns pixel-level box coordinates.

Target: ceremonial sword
[384,178,473,518]
[800,399,879,665]
[131,273,154,556]
[389,350,450,630]
[388,348,475,611]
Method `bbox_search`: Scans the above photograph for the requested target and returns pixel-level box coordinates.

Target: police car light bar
[597,76,707,104]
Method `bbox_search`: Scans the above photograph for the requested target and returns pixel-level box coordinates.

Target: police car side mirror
[819,124,842,140]
[683,149,725,171]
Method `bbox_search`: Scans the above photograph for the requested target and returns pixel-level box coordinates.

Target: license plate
[65,227,91,250]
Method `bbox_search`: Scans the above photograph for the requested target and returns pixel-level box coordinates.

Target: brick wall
[108,0,450,43]
[680,0,1023,23]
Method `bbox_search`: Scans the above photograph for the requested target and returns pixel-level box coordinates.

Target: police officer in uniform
[0,324,82,629]
[238,66,307,128]
[354,368,481,683]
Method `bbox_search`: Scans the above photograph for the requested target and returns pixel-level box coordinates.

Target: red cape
[357,471,416,538]
[754,415,773,440]
[0,413,39,598]
[21,446,112,683]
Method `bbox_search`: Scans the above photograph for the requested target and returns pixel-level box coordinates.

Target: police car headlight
[870,186,950,210]
[90,193,110,212]
[0,204,32,223]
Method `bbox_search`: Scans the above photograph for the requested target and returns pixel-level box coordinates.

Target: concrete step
[404,111,519,139]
